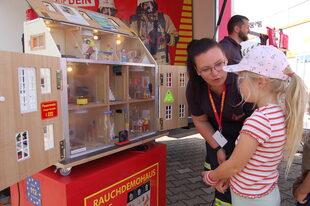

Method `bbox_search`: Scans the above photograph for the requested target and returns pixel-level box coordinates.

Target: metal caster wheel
[59,168,72,176]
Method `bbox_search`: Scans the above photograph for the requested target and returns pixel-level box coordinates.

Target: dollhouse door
[0,51,63,190]
[158,65,188,131]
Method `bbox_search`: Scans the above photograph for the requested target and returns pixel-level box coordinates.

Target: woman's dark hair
[187,38,219,103]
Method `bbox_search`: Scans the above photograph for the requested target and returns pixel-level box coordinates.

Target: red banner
[84,163,159,206]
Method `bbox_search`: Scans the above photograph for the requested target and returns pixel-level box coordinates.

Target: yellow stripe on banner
[175,62,186,66]
[181,12,192,17]
[175,56,187,61]
[179,37,192,43]
[176,43,188,49]
[176,50,187,55]
[180,24,192,30]
[179,30,193,36]
[180,18,192,24]
[184,0,192,5]
[182,5,192,11]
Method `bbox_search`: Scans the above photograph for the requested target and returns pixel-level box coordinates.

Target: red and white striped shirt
[230,104,286,198]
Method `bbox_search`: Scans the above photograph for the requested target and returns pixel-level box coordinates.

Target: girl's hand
[213,178,229,193]
[201,171,218,186]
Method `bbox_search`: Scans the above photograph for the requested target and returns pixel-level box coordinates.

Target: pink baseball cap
[224,45,289,80]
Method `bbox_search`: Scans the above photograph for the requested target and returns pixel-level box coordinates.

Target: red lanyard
[208,84,226,131]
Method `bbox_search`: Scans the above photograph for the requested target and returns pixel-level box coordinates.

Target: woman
[186,38,254,205]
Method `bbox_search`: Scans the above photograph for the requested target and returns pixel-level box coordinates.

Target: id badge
[213,130,228,147]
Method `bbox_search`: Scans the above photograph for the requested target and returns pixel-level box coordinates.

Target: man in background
[219,15,250,65]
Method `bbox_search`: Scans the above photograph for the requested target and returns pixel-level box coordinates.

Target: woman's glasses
[198,59,228,74]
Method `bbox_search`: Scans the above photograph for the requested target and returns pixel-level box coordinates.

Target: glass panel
[47,21,154,63]
[129,102,155,138]
[109,65,126,102]
[96,33,153,64]
[69,107,112,155]
[129,67,155,100]
[67,63,107,105]
[110,105,129,142]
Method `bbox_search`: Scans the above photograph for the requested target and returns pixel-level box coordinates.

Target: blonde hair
[240,66,309,177]
[282,66,308,176]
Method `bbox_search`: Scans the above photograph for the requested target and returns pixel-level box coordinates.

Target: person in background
[293,130,310,206]
[130,0,179,64]
[203,46,308,206]
[186,38,254,206]
[219,15,250,65]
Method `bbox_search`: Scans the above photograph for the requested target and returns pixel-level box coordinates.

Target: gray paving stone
[183,196,206,206]
[167,200,186,206]
[200,193,215,204]
[176,168,193,174]
[201,187,214,195]
[188,176,202,184]
[185,189,207,198]
[169,185,190,195]
[167,192,190,202]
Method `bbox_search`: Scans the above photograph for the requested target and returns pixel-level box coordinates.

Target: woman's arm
[192,114,226,164]
[192,114,218,147]
[209,133,259,180]
[294,172,310,204]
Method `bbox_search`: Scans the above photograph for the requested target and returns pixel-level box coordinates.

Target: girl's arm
[209,133,259,180]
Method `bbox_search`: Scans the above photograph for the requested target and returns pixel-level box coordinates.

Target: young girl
[202,45,309,205]
[186,38,254,205]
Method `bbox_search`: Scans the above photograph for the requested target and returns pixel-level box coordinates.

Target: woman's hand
[294,186,308,204]
[217,148,226,164]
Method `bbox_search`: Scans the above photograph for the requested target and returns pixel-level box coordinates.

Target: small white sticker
[213,130,228,147]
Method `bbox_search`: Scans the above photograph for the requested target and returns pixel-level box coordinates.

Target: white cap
[224,45,289,80]
[99,0,115,8]
[138,0,154,6]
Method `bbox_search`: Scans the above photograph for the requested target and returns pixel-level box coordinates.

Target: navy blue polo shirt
[219,36,242,65]
[186,73,254,155]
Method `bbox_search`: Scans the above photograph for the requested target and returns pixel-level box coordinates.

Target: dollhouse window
[179,73,185,87]
[40,68,51,94]
[166,73,172,87]
[179,104,185,118]
[15,131,30,161]
[18,67,38,113]
[43,124,54,150]
[165,105,172,120]
[30,33,46,51]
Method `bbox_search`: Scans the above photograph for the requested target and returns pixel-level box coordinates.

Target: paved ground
[157,127,302,206]
[0,127,302,206]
